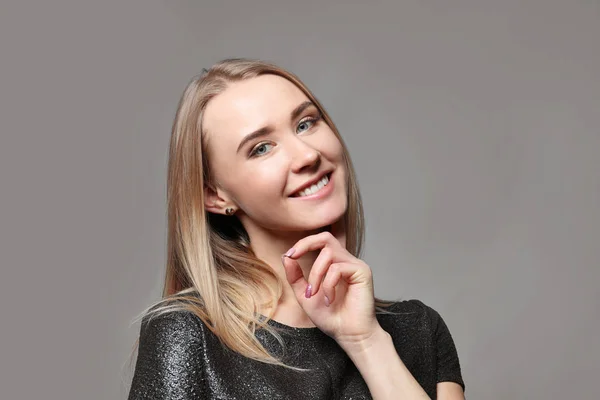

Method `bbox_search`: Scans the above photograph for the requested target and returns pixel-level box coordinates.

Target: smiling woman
[127,58,466,399]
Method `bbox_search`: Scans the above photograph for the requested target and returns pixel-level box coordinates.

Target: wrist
[338,325,391,356]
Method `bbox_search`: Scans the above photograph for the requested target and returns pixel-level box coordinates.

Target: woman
[127,58,466,399]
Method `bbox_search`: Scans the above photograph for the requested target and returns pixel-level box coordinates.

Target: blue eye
[249,113,322,158]
[296,114,321,134]
[249,142,273,157]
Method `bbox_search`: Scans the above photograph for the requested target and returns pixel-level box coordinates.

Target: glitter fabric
[128,298,465,399]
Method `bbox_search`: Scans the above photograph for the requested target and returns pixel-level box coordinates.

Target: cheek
[232,165,286,203]
[321,132,345,161]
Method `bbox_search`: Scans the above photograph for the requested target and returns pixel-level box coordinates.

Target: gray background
[1,1,598,399]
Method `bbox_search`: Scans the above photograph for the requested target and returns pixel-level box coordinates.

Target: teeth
[296,174,329,197]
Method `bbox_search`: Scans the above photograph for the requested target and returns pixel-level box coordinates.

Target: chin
[298,206,346,231]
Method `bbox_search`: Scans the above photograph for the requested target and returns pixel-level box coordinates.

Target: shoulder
[138,297,208,347]
[401,298,445,325]
[378,299,466,392]
[377,298,454,340]
[378,298,439,323]
[140,308,205,342]
[129,305,209,399]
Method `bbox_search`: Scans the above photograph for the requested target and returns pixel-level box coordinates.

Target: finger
[281,255,309,300]
[288,231,351,262]
[306,246,334,298]
[322,262,371,305]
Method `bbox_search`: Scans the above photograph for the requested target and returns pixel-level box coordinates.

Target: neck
[236,216,347,328]
[238,222,329,327]
[252,225,325,288]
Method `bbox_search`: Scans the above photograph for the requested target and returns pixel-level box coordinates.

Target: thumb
[281,255,309,300]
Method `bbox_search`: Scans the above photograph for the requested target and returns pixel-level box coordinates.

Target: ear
[203,183,233,215]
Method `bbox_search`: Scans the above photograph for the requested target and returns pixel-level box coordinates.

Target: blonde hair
[132,58,397,371]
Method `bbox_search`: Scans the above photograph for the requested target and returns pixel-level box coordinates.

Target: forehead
[202,74,309,142]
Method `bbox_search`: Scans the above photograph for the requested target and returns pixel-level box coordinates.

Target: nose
[289,138,321,174]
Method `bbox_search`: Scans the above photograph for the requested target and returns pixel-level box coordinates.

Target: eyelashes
[296,113,321,134]
[249,113,323,158]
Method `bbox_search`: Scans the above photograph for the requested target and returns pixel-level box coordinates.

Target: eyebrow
[236,100,316,154]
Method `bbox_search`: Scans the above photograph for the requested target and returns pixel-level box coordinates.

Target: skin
[202,74,348,327]
[202,74,464,399]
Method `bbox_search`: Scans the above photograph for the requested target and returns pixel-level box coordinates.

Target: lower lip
[291,173,334,200]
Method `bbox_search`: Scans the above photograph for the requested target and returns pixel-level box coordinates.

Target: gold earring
[225,207,235,216]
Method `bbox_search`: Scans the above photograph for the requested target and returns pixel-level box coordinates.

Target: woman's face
[202,74,347,234]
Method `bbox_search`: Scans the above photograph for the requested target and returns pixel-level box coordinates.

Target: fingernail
[324,295,330,307]
[285,247,296,257]
[305,283,312,298]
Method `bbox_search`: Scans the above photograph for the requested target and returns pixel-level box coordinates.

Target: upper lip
[290,170,332,196]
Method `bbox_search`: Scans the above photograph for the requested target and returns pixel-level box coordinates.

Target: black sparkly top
[128,299,465,399]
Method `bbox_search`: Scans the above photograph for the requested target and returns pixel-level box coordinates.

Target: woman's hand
[280,230,381,349]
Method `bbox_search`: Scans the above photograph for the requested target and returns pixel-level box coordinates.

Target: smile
[291,173,333,198]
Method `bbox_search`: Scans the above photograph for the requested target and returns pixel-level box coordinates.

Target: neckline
[257,314,326,338]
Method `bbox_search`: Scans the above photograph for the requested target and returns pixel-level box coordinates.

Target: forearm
[341,327,431,400]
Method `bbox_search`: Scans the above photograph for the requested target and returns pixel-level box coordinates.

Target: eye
[296,113,322,134]
[249,142,273,158]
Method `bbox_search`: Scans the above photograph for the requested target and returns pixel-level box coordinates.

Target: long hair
[132,58,396,371]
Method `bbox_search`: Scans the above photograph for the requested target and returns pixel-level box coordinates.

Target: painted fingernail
[324,295,330,307]
[285,247,296,257]
[305,283,312,298]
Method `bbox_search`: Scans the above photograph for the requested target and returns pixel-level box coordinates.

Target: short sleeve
[415,300,466,393]
[128,310,207,400]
